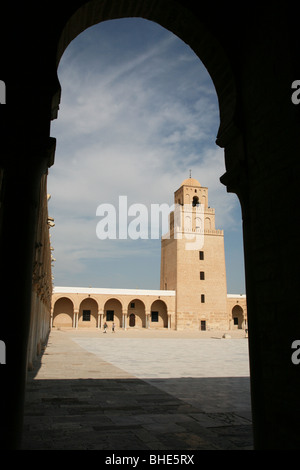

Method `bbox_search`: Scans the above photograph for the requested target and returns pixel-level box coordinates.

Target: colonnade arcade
[52,292,173,329]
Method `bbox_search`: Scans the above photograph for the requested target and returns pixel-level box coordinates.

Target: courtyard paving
[22,328,253,451]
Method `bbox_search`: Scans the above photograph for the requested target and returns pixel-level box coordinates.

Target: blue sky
[48,18,245,293]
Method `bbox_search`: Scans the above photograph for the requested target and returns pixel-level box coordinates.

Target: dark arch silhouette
[1,1,300,451]
[54,0,237,147]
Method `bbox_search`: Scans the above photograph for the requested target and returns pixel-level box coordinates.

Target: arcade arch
[232,304,244,330]
[52,297,74,328]
[51,288,175,330]
[78,297,98,328]
[127,299,146,328]
[104,298,123,328]
[150,299,168,328]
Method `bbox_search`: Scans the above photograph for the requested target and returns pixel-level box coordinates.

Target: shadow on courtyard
[22,375,253,450]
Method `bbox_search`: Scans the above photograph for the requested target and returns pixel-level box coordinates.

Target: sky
[48,18,245,294]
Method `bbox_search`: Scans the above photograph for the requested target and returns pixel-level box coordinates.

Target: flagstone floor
[22,328,253,450]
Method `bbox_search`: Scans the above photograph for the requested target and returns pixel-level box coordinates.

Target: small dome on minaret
[180,177,201,187]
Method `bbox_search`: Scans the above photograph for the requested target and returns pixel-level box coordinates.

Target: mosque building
[51,177,247,331]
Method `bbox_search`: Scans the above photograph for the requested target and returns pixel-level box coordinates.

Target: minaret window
[192,196,199,207]
[200,271,205,280]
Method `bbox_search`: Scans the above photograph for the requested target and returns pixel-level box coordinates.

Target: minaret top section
[175,176,207,209]
[180,177,201,188]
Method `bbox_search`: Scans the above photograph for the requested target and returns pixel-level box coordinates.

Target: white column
[146,311,150,328]
[97,310,103,329]
[123,311,127,329]
[74,310,79,329]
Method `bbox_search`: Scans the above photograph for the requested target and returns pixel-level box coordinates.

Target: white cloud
[48,18,244,291]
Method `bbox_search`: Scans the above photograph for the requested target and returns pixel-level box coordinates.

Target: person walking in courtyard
[103,322,107,333]
[112,322,115,333]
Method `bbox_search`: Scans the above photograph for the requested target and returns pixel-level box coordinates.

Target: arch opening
[55,0,237,140]
[49,15,245,325]
[127,299,146,328]
[103,298,123,328]
[50,15,243,291]
[19,3,251,452]
[53,297,74,328]
[150,299,168,328]
[79,297,98,327]
[232,304,244,330]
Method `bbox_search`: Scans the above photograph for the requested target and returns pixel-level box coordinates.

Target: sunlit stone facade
[52,178,247,331]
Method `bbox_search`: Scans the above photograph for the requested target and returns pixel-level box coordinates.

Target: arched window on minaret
[185,215,191,231]
[192,195,199,207]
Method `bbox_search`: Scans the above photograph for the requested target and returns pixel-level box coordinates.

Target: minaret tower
[160,175,228,330]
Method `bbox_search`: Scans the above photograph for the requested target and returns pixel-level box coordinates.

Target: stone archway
[104,298,122,328]
[127,299,146,328]
[53,297,74,328]
[55,1,237,145]
[232,304,244,330]
[78,297,98,328]
[150,299,168,328]
[2,0,300,451]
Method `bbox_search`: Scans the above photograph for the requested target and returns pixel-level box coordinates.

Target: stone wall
[27,175,53,370]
